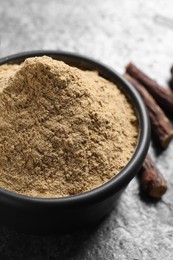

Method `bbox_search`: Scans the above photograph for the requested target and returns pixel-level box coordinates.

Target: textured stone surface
[0,0,173,259]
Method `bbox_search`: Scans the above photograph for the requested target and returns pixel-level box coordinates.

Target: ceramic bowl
[0,51,150,234]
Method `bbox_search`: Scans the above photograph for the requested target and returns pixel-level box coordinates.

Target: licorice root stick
[126,63,173,114]
[171,65,173,84]
[138,154,167,199]
[125,73,173,149]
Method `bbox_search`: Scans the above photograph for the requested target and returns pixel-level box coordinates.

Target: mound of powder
[0,56,138,198]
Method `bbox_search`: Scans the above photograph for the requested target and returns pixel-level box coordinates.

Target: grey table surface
[0,0,173,259]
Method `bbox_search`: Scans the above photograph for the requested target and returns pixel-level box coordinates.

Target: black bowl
[0,51,150,234]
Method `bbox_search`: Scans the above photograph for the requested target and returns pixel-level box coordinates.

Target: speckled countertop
[0,0,173,259]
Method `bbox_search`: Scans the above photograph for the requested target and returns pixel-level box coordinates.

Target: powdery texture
[0,56,138,198]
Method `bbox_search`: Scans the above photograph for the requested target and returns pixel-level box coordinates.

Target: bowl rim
[0,50,150,206]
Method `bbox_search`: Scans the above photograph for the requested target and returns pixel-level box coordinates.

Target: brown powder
[0,56,138,198]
